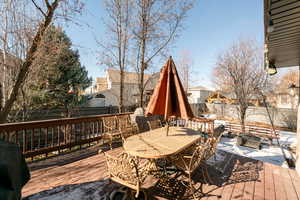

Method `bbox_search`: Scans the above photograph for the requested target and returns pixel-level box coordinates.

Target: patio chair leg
[189,173,198,200]
[109,137,113,150]
[135,190,139,198]
[203,165,213,184]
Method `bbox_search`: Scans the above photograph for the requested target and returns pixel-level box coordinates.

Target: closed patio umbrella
[145,56,194,132]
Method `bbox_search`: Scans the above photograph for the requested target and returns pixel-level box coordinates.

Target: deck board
[22,148,300,200]
[243,180,255,200]
[253,164,264,200]
[272,164,287,200]
[207,185,224,200]
[289,168,300,199]
[264,163,276,200]
[231,181,245,200]
[280,166,299,200]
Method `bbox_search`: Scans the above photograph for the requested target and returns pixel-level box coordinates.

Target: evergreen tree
[32,26,92,116]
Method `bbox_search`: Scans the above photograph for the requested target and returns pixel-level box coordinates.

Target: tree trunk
[0,83,2,111]
[240,106,246,135]
[139,67,145,108]
[138,0,148,109]
[119,70,124,113]
[0,0,59,123]
[139,37,146,108]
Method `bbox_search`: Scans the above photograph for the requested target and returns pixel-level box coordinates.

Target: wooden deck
[22,146,300,200]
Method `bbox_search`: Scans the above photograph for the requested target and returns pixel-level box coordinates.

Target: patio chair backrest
[212,125,225,143]
[103,116,118,133]
[188,144,209,173]
[172,141,209,174]
[147,119,162,130]
[117,115,139,140]
[118,115,130,129]
[104,151,155,197]
[205,125,225,159]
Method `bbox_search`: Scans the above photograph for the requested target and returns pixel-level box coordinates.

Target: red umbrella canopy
[145,56,194,120]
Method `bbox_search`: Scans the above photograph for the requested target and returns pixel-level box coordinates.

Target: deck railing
[0,112,132,159]
[170,117,215,134]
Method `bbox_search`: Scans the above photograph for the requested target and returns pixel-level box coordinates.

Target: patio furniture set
[102,118,225,199]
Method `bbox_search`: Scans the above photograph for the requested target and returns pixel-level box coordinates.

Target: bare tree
[0,0,35,116]
[99,0,132,113]
[0,0,83,123]
[131,0,194,108]
[0,0,43,122]
[213,39,267,133]
[177,49,193,92]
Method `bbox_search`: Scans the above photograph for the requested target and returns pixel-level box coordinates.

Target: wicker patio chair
[118,115,139,142]
[169,127,225,199]
[205,125,225,160]
[147,119,162,130]
[104,151,157,198]
[199,125,226,184]
[102,116,121,149]
[170,142,210,199]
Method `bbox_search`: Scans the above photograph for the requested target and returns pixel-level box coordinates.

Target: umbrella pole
[166,120,169,136]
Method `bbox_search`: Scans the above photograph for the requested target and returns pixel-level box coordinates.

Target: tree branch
[31,0,47,17]
[145,19,179,65]
[44,0,52,10]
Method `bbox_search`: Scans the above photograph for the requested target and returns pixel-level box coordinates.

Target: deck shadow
[148,150,263,199]
[28,142,122,171]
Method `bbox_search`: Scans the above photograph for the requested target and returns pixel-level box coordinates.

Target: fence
[190,103,209,116]
[11,106,136,122]
[206,103,297,129]
[0,113,132,159]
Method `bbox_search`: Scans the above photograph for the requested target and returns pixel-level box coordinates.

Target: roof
[188,85,210,91]
[106,69,151,84]
[264,0,300,68]
[96,77,107,84]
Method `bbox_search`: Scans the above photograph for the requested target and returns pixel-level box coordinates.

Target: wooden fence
[0,113,132,159]
[11,106,137,122]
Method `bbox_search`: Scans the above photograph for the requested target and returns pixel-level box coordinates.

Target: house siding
[188,89,212,103]
[297,105,300,175]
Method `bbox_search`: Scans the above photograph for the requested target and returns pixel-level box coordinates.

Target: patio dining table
[123,126,203,159]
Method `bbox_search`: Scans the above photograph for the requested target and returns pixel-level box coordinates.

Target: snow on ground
[217,129,297,168]
[205,116,297,167]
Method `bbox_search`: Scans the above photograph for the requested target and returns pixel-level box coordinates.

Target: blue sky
[64,0,264,89]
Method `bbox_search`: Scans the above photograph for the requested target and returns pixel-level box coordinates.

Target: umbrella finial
[169,56,172,59]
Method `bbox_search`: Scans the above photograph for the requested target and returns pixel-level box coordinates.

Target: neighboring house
[95,77,107,92]
[187,86,213,104]
[270,91,298,109]
[90,69,159,107]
